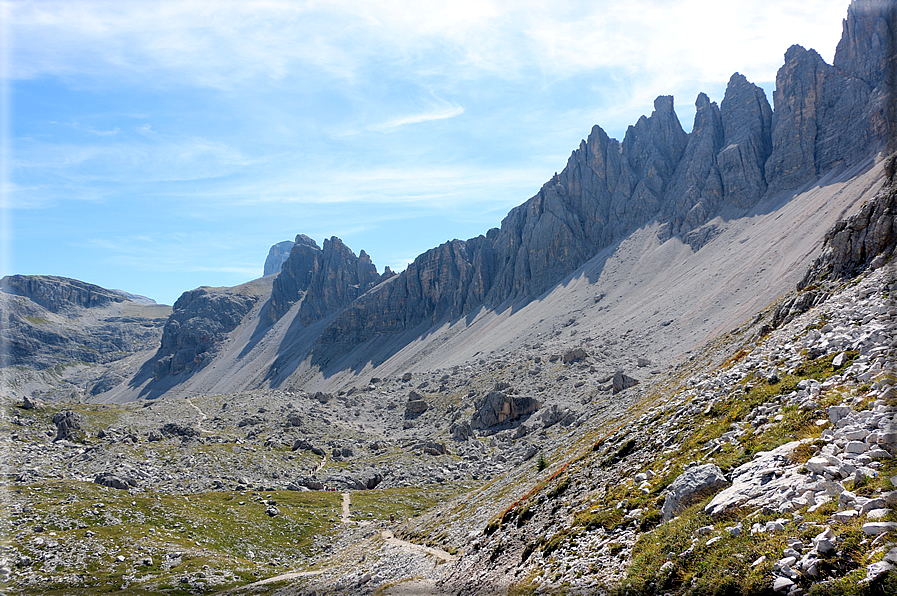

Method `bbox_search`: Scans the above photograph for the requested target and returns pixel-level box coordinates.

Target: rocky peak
[834,0,895,87]
[154,287,259,381]
[717,72,772,208]
[268,235,386,325]
[766,43,880,191]
[661,93,725,237]
[622,95,688,202]
[263,240,295,277]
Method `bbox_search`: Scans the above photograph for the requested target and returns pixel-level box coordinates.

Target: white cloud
[12,131,252,193]
[8,0,849,90]
[370,104,465,132]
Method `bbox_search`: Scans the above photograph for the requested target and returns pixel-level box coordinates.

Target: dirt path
[314,452,327,473]
[185,398,208,433]
[225,570,324,592]
[229,497,455,593]
[380,530,456,562]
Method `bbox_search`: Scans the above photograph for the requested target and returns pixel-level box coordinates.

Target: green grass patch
[350,485,468,523]
[6,480,344,593]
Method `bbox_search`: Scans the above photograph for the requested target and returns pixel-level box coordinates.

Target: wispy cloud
[370,104,464,132]
[84,233,260,276]
[8,0,848,89]
[65,122,120,136]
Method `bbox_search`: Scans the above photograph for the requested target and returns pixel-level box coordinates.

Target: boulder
[662,464,728,522]
[324,472,368,491]
[471,391,540,428]
[21,395,43,410]
[540,404,576,428]
[293,476,325,491]
[705,441,806,518]
[562,348,588,364]
[291,439,315,452]
[451,421,473,441]
[612,371,639,393]
[360,471,383,489]
[405,391,429,416]
[52,411,85,442]
[160,423,199,438]
[422,441,447,456]
[95,472,135,490]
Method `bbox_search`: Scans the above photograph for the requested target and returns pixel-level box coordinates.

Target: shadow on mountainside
[300,245,620,384]
[295,155,883,387]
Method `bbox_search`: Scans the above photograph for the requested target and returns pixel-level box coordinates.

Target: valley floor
[1,266,896,595]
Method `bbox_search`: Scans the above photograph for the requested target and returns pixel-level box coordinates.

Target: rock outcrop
[661,463,728,522]
[766,45,877,191]
[717,73,773,209]
[0,275,169,375]
[268,235,390,325]
[52,410,85,442]
[800,157,897,284]
[1,275,127,313]
[308,8,891,351]
[152,287,259,380]
[471,390,540,428]
[263,240,295,277]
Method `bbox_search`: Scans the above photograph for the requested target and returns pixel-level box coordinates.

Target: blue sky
[4,0,849,305]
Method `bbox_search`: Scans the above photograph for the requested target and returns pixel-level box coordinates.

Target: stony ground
[1,263,895,595]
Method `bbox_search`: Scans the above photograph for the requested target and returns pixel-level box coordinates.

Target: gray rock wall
[268,235,389,325]
[263,240,295,277]
[152,287,258,380]
[313,9,891,349]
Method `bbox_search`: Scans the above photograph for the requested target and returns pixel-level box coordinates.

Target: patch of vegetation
[5,480,345,593]
[576,506,625,532]
[547,477,571,500]
[24,315,51,326]
[351,485,467,523]
[620,502,781,596]
[542,528,575,557]
[605,438,637,465]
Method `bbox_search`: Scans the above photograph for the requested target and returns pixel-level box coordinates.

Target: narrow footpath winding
[380,530,456,563]
[229,490,454,592]
[185,398,209,433]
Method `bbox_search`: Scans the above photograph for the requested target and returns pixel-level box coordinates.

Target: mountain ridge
[5,0,894,408]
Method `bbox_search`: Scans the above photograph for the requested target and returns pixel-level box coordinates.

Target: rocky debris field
[1,258,895,595]
[1,265,895,596]
[0,317,659,594]
[390,263,896,595]
[1,261,895,595]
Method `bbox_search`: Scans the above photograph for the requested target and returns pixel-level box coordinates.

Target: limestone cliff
[263,240,295,277]
[268,235,391,325]
[152,287,258,380]
[0,275,170,399]
[1,275,128,313]
[313,3,892,349]
[800,154,897,284]
[143,0,895,384]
